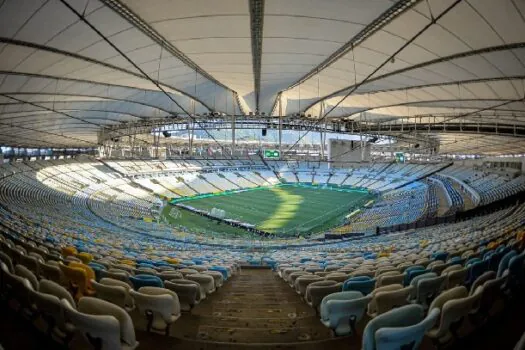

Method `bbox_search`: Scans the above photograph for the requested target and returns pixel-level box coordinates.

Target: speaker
[162,131,171,138]
[262,128,267,136]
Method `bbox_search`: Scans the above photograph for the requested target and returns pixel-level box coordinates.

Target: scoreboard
[395,152,405,163]
[263,149,280,159]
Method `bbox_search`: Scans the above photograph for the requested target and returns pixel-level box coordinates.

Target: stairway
[170,269,333,344]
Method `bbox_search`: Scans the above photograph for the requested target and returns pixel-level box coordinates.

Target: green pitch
[162,184,371,238]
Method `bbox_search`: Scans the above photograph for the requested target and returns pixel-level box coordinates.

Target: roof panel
[0,0,47,38]
[15,0,79,44]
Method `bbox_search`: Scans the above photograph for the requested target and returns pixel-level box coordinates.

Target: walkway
[173,268,334,344]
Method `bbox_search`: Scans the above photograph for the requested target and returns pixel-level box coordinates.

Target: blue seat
[465,257,481,267]
[506,252,525,291]
[467,260,489,285]
[363,304,440,350]
[431,252,448,262]
[497,250,517,278]
[405,268,429,286]
[209,266,228,280]
[320,291,372,336]
[403,266,425,286]
[343,277,376,295]
[448,256,465,265]
[129,274,164,290]
[88,262,106,281]
[138,263,156,269]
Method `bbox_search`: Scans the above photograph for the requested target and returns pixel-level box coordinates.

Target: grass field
[161,185,371,237]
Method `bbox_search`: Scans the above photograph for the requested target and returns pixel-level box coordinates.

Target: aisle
[173,268,334,344]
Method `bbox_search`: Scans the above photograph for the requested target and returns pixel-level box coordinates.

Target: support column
[188,120,194,157]
[358,113,363,161]
[232,92,236,157]
[320,102,325,160]
[278,93,283,159]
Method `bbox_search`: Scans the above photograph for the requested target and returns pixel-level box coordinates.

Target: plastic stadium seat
[39,279,76,307]
[76,252,93,264]
[68,262,96,286]
[164,280,200,311]
[130,287,181,335]
[30,289,75,342]
[371,285,413,317]
[209,266,229,280]
[59,263,95,300]
[415,275,447,308]
[62,297,139,349]
[295,275,323,296]
[288,271,311,287]
[88,262,107,281]
[305,280,342,312]
[497,250,517,278]
[202,270,224,288]
[92,279,134,311]
[100,270,132,286]
[186,273,216,298]
[368,284,403,316]
[431,252,449,262]
[363,304,437,350]
[14,264,39,290]
[376,306,440,349]
[129,274,164,290]
[0,251,14,273]
[320,291,372,336]
[158,271,183,281]
[19,254,41,276]
[403,266,426,286]
[325,272,349,283]
[506,251,525,291]
[466,260,490,286]
[426,286,480,345]
[61,246,77,258]
[342,276,376,295]
[376,272,405,288]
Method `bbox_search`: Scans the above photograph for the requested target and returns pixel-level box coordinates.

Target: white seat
[320,291,372,336]
[30,289,75,342]
[186,273,216,298]
[92,279,134,311]
[202,270,224,288]
[164,280,200,311]
[62,297,139,350]
[305,280,342,312]
[39,279,76,307]
[129,286,181,335]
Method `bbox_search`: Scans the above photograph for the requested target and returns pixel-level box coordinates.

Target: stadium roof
[0,0,524,154]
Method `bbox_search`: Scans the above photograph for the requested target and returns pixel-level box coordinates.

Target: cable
[59,0,233,158]
[283,0,463,156]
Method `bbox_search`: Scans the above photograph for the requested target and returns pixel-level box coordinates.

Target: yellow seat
[59,263,95,300]
[167,258,181,265]
[69,262,96,284]
[120,259,136,266]
[378,251,390,258]
[76,252,94,264]
[61,246,77,258]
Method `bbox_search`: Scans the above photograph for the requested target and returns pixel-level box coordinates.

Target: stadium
[0,1,525,349]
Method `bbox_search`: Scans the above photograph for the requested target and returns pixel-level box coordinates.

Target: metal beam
[0,38,215,112]
[249,0,265,113]
[283,0,420,92]
[100,0,236,95]
[301,43,525,113]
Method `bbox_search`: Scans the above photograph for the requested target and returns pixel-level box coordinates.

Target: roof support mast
[249,0,265,114]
